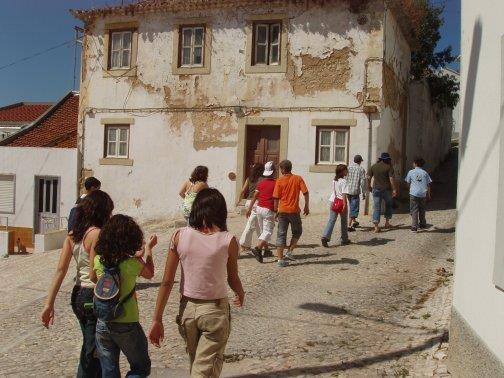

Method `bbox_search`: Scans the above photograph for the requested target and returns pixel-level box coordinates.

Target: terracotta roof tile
[0,103,52,123]
[1,93,79,148]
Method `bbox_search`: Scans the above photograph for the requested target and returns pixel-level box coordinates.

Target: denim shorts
[276,212,302,247]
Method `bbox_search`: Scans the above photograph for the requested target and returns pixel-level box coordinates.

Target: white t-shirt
[328,179,349,202]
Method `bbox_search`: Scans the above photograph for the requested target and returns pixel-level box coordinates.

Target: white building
[449,1,504,375]
[0,92,79,251]
[72,0,451,221]
[441,67,461,140]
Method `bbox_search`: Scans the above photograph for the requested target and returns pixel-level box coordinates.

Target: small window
[253,22,281,66]
[109,30,132,69]
[316,128,349,165]
[180,26,205,67]
[105,125,130,158]
[0,175,15,214]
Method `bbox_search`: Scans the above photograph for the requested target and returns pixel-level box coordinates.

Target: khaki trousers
[177,297,231,378]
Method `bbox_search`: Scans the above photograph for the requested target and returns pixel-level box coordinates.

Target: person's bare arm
[427,184,432,200]
[303,192,310,216]
[236,179,249,206]
[227,237,245,307]
[148,232,180,347]
[40,236,74,328]
[139,235,156,279]
[389,176,398,197]
[246,191,259,218]
[342,193,348,212]
[179,181,188,199]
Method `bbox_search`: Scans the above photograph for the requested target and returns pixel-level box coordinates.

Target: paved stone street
[0,153,457,377]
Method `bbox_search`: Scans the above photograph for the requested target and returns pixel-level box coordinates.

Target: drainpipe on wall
[364,105,378,215]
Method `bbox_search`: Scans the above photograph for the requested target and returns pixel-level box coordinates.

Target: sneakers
[285,251,296,261]
[252,247,263,263]
[263,249,273,258]
[341,239,352,246]
[347,227,356,232]
[277,259,289,267]
[353,221,360,228]
[321,237,329,248]
[411,227,418,233]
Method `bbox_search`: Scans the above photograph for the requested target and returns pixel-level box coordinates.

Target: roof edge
[0,91,79,147]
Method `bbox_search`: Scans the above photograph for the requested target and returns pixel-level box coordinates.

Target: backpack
[94,265,135,321]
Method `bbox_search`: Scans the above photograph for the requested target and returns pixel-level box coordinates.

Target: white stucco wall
[0,147,78,229]
[453,0,504,362]
[379,8,411,177]
[80,2,391,221]
[406,80,452,171]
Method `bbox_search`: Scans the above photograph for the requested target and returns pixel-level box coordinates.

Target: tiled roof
[0,102,52,123]
[0,92,79,148]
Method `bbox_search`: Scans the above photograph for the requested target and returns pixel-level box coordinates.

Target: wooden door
[245,126,280,179]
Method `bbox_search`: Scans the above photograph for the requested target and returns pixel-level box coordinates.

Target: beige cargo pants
[177,297,231,377]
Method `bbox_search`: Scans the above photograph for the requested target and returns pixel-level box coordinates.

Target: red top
[256,178,276,211]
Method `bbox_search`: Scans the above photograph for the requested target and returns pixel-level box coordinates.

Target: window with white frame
[253,22,281,66]
[316,128,349,165]
[109,30,133,69]
[0,174,15,214]
[180,26,205,67]
[105,125,129,158]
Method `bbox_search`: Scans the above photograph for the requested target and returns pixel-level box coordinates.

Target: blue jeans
[95,321,151,378]
[372,189,393,224]
[322,206,348,242]
[71,286,101,378]
[348,195,360,219]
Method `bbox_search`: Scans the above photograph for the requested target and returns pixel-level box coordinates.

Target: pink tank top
[176,227,233,300]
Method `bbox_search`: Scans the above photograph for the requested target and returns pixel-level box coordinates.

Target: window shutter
[0,175,15,213]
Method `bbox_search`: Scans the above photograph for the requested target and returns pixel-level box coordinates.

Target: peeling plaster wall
[406,80,452,172]
[79,1,393,220]
[376,7,411,177]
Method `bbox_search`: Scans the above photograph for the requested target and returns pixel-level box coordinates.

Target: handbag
[331,181,345,213]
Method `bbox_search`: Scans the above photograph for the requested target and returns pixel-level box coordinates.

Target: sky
[0,0,461,106]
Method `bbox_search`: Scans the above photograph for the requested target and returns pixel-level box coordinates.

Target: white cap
[263,161,275,177]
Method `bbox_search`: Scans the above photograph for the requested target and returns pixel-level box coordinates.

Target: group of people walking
[39,151,432,378]
[41,177,244,378]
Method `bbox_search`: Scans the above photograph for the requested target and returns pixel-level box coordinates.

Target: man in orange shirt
[273,160,309,267]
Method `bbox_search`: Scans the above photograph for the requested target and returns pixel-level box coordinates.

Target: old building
[449,0,504,375]
[72,0,445,221]
[0,102,52,141]
[0,92,79,252]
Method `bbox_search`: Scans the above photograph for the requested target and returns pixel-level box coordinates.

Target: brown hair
[335,164,348,181]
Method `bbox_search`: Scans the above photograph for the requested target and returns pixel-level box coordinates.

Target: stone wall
[406,80,453,173]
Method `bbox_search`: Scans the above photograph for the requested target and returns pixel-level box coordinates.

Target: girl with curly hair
[179,165,209,220]
[40,190,114,377]
[93,214,156,377]
[148,188,245,377]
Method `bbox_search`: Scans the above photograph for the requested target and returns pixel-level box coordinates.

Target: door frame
[236,117,289,202]
[33,175,61,235]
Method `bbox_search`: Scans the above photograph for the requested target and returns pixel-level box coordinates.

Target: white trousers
[256,206,275,243]
[239,200,259,248]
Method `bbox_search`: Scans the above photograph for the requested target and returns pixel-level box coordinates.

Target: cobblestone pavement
[0,153,457,377]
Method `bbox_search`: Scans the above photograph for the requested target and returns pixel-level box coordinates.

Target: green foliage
[411,0,459,109]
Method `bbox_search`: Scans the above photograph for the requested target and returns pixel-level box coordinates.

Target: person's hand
[392,190,398,198]
[427,194,432,202]
[362,194,366,200]
[233,292,245,307]
[303,206,310,216]
[245,209,251,218]
[147,234,158,249]
[40,304,54,328]
[368,186,373,193]
[274,212,279,222]
[148,320,164,348]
